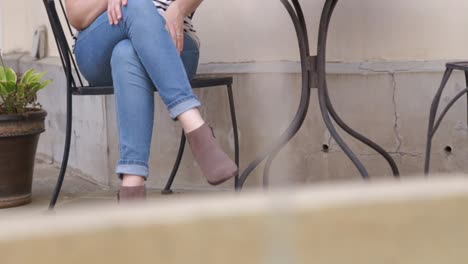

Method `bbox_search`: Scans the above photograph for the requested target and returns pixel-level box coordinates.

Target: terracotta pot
[0,109,47,208]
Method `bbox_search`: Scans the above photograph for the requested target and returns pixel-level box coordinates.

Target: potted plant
[0,53,50,208]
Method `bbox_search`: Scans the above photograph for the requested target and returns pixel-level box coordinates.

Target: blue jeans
[74,0,201,179]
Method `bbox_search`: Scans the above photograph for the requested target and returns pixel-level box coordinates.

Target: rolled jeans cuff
[168,96,201,119]
[116,163,149,180]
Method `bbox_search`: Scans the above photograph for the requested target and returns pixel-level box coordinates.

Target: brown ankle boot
[117,185,147,203]
[186,123,238,185]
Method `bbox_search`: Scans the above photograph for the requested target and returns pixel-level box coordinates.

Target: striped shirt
[153,0,200,47]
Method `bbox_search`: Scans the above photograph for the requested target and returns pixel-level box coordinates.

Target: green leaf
[28,72,46,84]
[17,83,25,98]
[4,81,16,93]
[21,69,35,84]
[37,79,51,90]
[4,68,17,83]
[0,67,6,82]
[29,83,41,92]
[0,82,7,97]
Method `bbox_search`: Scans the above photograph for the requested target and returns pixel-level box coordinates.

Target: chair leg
[162,131,186,195]
[226,84,240,190]
[49,87,73,210]
[465,71,468,125]
[424,67,453,175]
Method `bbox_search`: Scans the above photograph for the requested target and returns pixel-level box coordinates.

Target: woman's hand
[106,0,186,52]
[163,3,185,53]
[108,0,128,25]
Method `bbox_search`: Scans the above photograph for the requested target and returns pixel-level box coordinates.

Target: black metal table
[237,0,400,188]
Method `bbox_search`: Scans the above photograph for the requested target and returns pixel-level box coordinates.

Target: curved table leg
[317,0,399,178]
[316,0,369,179]
[309,0,398,180]
[238,0,312,188]
[261,0,314,188]
[322,71,400,177]
[302,0,398,179]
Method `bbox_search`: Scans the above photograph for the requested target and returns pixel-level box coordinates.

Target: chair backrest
[42,0,84,88]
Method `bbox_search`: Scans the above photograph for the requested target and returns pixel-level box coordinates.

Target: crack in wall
[393,151,424,157]
[357,64,407,155]
[320,65,419,162]
[321,149,423,157]
[390,72,403,153]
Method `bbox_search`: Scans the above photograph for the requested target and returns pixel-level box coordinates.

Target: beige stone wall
[4,53,466,188]
[2,0,468,63]
[1,0,71,56]
[0,0,3,51]
[196,0,468,63]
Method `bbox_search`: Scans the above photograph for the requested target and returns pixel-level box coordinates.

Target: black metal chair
[425,62,468,175]
[43,0,240,209]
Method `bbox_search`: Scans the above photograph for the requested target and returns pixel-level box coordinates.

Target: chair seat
[72,76,233,95]
[447,62,468,71]
[191,76,233,88]
[73,86,114,95]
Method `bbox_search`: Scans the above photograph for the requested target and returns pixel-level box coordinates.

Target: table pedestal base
[238,0,399,188]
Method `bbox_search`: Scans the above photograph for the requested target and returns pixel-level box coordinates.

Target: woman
[65,0,238,200]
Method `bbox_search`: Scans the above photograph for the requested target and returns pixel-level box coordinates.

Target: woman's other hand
[163,3,184,53]
[108,0,128,25]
